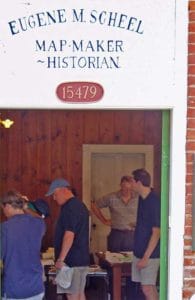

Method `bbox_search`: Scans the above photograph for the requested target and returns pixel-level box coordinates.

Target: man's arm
[91,202,111,226]
[1,225,6,262]
[137,227,160,269]
[55,230,74,269]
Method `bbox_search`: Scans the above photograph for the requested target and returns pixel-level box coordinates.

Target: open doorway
[0,109,168,299]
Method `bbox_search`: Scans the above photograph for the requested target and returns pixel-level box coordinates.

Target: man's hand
[104,219,111,226]
[91,202,111,226]
[128,222,136,230]
[136,257,149,269]
[55,259,65,270]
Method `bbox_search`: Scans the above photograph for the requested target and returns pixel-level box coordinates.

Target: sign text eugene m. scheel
[8,8,144,69]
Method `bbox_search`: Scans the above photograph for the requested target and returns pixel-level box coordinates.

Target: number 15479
[56,82,104,103]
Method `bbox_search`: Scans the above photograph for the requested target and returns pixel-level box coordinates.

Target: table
[96,252,132,300]
[44,264,109,300]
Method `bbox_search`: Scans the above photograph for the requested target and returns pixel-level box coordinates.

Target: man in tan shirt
[92,175,138,252]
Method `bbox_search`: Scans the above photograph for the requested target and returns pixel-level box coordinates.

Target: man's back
[1,214,45,298]
[54,196,90,267]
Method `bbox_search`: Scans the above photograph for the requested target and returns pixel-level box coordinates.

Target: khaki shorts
[132,255,160,285]
[57,266,88,294]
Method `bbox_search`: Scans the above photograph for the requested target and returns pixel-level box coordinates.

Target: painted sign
[0,1,175,108]
[56,82,104,103]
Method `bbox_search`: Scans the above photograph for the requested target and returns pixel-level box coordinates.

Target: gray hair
[1,190,26,209]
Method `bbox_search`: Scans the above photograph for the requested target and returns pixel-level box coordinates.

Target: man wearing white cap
[45,178,90,300]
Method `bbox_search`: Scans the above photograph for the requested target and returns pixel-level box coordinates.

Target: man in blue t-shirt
[45,178,90,300]
[131,168,160,300]
[1,190,46,300]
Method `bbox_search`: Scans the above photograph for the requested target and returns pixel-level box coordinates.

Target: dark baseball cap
[45,178,70,196]
[29,198,50,218]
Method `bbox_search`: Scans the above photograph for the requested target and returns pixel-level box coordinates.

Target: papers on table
[41,259,55,266]
[88,265,107,275]
[45,264,107,277]
[41,247,55,266]
[105,251,133,263]
[42,247,55,260]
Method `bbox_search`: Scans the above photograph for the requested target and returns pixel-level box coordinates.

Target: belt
[111,228,134,233]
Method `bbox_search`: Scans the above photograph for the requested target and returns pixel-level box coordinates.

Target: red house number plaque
[56,82,104,103]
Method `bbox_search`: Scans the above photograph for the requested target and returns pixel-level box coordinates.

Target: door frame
[82,144,154,210]
[160,110,170,299]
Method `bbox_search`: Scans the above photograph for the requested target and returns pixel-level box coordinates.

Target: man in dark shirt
[131,168,160,300]
[45,178,90,300]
